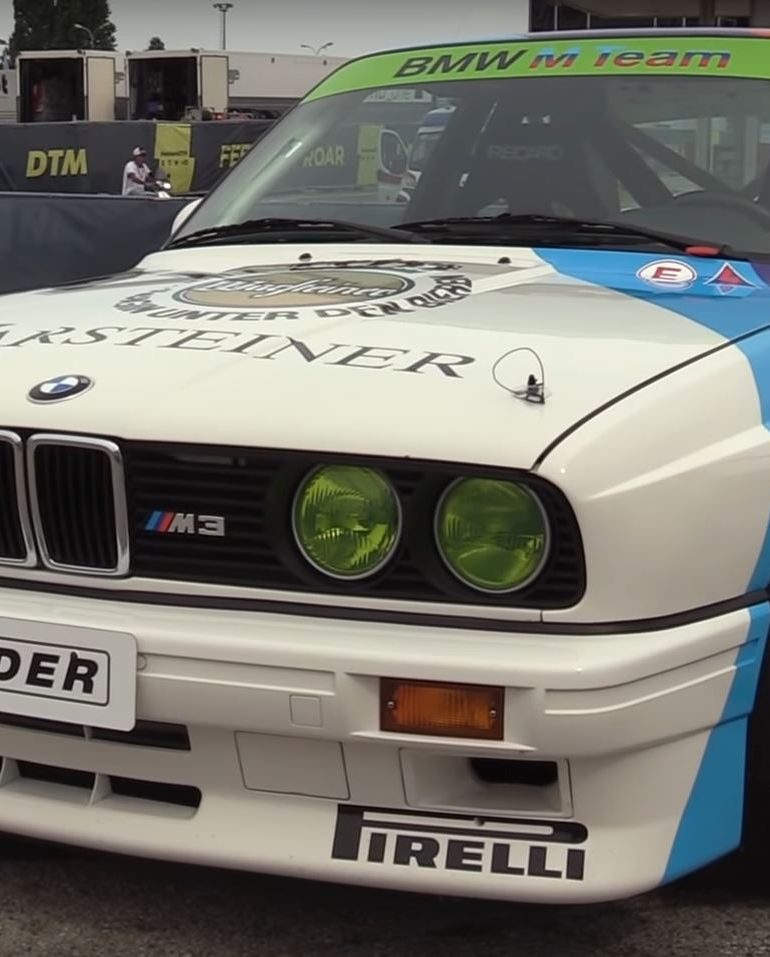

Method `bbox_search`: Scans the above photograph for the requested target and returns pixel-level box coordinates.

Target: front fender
[537,331,770,624]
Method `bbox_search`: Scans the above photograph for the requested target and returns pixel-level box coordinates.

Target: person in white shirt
[122,146,154,196]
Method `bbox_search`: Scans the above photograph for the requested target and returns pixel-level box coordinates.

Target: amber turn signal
[380,678,504,740]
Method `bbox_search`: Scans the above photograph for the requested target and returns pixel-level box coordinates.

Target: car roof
[365,25,764,58]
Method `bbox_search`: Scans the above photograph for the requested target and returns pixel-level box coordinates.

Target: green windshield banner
[305,35,770,101]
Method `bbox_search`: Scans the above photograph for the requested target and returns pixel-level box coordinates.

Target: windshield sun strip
[304,35,770,102]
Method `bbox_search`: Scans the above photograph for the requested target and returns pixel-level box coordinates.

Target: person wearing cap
[122,146,154,196]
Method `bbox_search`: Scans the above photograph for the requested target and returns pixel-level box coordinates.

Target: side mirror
[380,129,408,177]
[170,197,202,236]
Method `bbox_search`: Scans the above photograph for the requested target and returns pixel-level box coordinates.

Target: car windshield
[174,35,770,256]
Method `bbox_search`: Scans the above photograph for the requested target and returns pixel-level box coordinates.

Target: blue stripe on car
[535,247,770,881]
[663,603,769,881]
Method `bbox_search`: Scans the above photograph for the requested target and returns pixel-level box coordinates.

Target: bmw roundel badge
[28,375,93,403]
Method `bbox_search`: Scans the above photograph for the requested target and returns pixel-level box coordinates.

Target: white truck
[15,50,127,122]
[126,49,348,121]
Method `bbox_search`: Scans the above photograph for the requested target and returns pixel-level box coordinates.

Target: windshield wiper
[166,217,418,249]
[167,212,739,257]
[395,213,732,256]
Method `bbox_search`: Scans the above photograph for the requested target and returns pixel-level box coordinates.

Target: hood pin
[492,347,547,405]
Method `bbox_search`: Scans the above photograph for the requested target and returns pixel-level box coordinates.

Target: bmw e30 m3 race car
[3,27,770,904]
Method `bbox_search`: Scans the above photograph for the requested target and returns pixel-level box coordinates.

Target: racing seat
[454,102,607,220]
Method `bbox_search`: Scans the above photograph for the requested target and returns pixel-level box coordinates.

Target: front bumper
[0,585,764,904]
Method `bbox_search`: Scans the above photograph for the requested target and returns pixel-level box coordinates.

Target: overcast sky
[0,0,531,56]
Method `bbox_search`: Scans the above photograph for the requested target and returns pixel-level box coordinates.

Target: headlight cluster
[292,465,549,593]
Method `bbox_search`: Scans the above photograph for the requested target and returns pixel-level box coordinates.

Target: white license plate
[0,617,136,731]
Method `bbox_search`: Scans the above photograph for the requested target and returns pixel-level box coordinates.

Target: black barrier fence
[0,192,190,295]
[0,111,431,198]
[0,119,275,195]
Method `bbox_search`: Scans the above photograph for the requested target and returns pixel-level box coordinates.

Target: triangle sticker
[708,264,754,288]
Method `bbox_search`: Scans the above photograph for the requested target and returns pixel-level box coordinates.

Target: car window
[621,109,770,209]
[178,43,770,255]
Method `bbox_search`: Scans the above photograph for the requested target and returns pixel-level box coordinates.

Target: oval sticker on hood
[174,268,415,309]
[106,261,482,325]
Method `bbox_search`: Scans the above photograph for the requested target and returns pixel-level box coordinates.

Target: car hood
[0,243,767,469]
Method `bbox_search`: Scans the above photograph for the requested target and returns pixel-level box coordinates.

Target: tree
[147,36,165,50]
[9,0,56,56]
[9,0,117,55]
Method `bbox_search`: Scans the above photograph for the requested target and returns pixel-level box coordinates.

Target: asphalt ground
[1,836,768,957]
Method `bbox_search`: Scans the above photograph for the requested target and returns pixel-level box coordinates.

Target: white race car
[2,28,770,904]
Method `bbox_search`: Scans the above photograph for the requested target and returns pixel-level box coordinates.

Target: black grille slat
[109,775,201,808]
[0,713,191,751]
[0,440,25,560]
[17,761,95,790]
[0,713,85,737]
[34,444,118,571]
[65,449,85,565]
[92,721,191,751]
[11,761,199,809]
[125,444,585,609]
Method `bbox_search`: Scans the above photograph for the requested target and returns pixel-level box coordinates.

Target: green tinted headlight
[292,465,401,579]
[436,478,549,593]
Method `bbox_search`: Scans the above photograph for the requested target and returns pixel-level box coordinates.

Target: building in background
[528,0,770,29]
